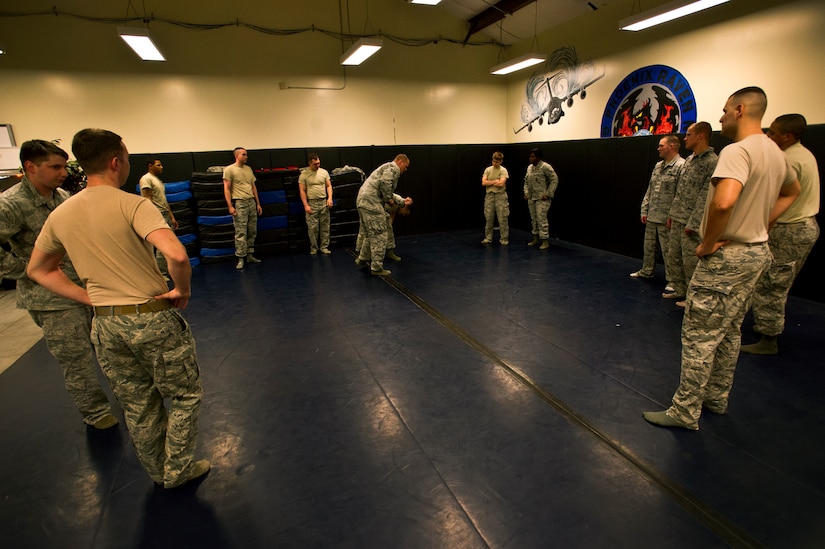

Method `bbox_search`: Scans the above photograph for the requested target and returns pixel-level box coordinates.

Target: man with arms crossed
[481,151,510,246]
[28,128,209,488]
[643,87,799,430]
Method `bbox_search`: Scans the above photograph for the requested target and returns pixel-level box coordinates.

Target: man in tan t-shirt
[299,152,333,255]
[223,147,262,270]
[140,158,177,278]
[643,87,799,431]
[28,128,209,489]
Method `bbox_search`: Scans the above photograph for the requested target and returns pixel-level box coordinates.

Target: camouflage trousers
[233,198,258,257]
[751,217,820,336]
[664,221,700,297]
[386,205,397,251]
[305,198,330,252]
[355,210,395,256]
[154,210,174,277]
[639,220,669,279]
[29,307,113,425]
[667,243,771,428]
[356,208,390,272]
[484,192,510,242]
[527,198,551,239]
[91,308,203,488]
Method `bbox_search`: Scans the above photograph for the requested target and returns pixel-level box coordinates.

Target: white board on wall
[0,125,15,148]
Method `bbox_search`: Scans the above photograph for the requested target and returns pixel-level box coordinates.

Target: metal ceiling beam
[463,0,536,44]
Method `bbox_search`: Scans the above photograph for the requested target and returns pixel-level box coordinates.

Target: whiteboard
[0,147,21,171]
[0,125,15,148]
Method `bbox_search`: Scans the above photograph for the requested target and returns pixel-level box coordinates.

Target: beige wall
[507,0,825,142]
[0,0,821,153]
[0,72,507,152]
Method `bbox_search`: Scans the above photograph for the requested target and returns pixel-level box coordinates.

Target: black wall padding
[121,128,825,303]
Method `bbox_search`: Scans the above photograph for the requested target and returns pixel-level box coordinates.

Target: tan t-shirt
[778,142,820,223]
[703,134,796,243]
[223,164,256,200]
[34,185,169,306]
[299,167,330,200]
[483,165,509,194]
[139,172,169,213]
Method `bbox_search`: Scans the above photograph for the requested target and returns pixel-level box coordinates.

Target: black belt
[94,299,172,316]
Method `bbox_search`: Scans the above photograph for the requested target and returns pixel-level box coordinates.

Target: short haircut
[233,147,246,156]
[691,121,712,140]
[530,148,543,159]
[146,159,161,168]
[71,129,124,175]
[307,152,319,162]
[773,114,807,140]
[20,139,68,167]
[662,135,681,148]
[729,86,767,118]
[492,151,504,161]
[394,154,409,164]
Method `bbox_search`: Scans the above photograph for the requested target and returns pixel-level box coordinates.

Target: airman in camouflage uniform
[0,140,116,429]
[523,148,558,250]
[630,136,684,283]
[140,159,178,278]
[481,151,510,245]
[28,129,208,488]
[644,87,800,430]
[742,114,820,355]
[299,153,333,255]
[355,155,413,276]
[663,123,718,301]
[354,200,408,263]
[223,147,262,270]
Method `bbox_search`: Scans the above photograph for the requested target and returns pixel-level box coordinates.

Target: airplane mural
[515,46,605,134]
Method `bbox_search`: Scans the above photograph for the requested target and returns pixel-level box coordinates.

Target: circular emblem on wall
[600,64,696,138]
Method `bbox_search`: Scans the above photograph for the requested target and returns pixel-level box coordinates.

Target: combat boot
[386,250,401,261]
[740,335,778,355]
[528,235,540,246]
[539,239,550,250]
[235,257,245,270]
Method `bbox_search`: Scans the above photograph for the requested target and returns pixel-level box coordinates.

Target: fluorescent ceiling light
[408,0,442,5]
[0,45,6,55]
[117,26,166,61]
[619,0,730,31]
[490,53,547,76]
[340,38,383,66]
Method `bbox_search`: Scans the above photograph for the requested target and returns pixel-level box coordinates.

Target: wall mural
[600,64,697,138]
[514,46,605,134]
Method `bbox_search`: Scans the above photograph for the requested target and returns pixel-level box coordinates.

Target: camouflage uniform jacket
[640,155,685,224]
[0,176,84,311]
[356,162,403,214]
[668,148,718,227]
[523,161,558,200]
